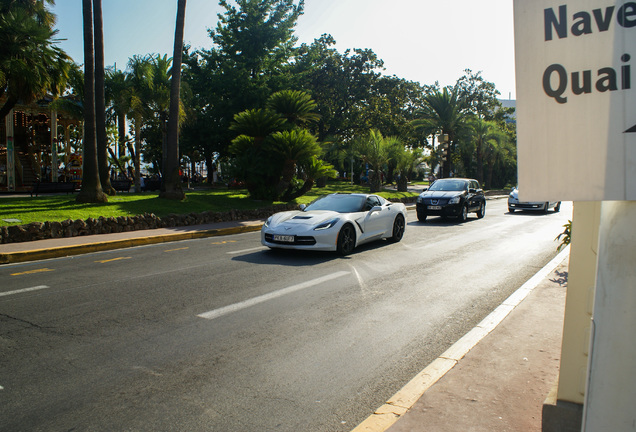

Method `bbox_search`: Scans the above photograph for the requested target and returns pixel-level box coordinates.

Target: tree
[126,55,153,192]
[228,90,330,200]
[92,0,114,195]
[412,87,465,178]
[161,0,187,200]
[76,0,107,203]
[180,0,305,167]
[354,129,391,193]
[0,0,72,120]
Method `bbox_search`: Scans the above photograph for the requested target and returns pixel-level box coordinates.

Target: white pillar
[583,201,636,431]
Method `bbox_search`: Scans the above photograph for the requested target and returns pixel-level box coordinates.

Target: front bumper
[261,229,338,251]
[508,200,546,211]
[416,202,463,217]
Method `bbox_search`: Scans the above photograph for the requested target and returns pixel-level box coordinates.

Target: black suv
[416,178,486,222]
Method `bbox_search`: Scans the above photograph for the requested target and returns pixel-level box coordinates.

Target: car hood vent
[292,215,313,220]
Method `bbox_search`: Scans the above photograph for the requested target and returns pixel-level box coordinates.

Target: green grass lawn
[0,183,419,226]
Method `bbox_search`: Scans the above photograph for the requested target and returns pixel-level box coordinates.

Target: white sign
[514,0,636,201]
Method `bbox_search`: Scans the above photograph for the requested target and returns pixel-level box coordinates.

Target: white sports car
[261,193,407,255]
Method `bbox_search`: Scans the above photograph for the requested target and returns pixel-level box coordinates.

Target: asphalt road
[0,199,572,432]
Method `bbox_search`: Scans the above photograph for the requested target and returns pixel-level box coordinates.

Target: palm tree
[412,87,465,178]
[161,0,187,200]
[0,0,72,120]
[355,129,390,192]
[267,129,321,197]
[126,55,154,192]
[91,0,114,195]
[467,118,503,185]
[266,90,321,127]
[104,68,130,160]
[76,0,107,203]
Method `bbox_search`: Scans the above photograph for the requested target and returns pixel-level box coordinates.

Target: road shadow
[231,239,396,266]
[410,216,481,226]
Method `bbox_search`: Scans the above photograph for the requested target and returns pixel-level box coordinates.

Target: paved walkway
[355,250,569,432]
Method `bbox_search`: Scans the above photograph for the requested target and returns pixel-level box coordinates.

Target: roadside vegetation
[0,181,419,226]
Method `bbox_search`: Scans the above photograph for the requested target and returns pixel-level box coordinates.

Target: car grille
[423,198,448,205]
[264,234,316,245]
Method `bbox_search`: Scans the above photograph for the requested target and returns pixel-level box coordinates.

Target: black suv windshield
[429,179,468,192]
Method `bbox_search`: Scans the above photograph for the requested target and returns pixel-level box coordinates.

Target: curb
[0,224,263,265]
[350,246,571,432]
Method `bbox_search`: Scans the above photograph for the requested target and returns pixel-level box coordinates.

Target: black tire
[459,204,468,222]
[543,202,550,213]
[417,210,427,222]
[390,214,405,242]
[477,201,486,219]
[336,224,356,255]
[509,207,515,213]
[554,202,561,212]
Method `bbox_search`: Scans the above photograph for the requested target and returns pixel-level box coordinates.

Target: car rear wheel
[337,224,356,255]
[390,214,405,242]
[477,201,486,218]
[543,202,550,213]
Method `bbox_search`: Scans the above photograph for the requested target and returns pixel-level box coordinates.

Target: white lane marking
[0,285,50,298]
[226,246,268,255]
[197,271,349,320]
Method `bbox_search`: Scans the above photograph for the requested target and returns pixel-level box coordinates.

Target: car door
[360,195,387,241]
[467,180,481,210]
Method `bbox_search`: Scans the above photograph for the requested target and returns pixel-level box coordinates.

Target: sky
[50,0,517,99]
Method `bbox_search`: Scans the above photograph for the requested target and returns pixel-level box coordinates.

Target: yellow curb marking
[11,268,55,276]
[95,257,132,263]
[164,247,189,252]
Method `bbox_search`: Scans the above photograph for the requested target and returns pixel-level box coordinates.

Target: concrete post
[582,201,636,431]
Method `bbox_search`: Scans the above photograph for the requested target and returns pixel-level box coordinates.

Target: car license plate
[273,234,295,243]
[428,205,442,210]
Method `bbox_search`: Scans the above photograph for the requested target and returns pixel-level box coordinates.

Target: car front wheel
[554,202,561,212]
[337,224,356,255]
[390,214,405,242]
[459,205,468,222]
[477,201,486,218]
[417,210,427,222]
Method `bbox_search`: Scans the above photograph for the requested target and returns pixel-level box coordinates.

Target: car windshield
[429,179,468,192]
[304,194,366,213]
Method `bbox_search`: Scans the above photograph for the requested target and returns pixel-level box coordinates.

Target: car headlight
[448,196,461,204]
[264,216,273,227]
[417,196,423,203]
[314,218,339,231]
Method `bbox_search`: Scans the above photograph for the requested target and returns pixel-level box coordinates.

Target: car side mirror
[423,187,429,192]
[469,188,476,193]
[370,205,382,213]
[299,204,306,211]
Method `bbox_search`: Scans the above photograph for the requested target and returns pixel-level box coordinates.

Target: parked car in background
[416,178,486,222]
[508,187,561,213]
[261,193,407,255]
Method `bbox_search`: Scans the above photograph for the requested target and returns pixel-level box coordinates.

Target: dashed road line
[0,285,50,297]
[197,271,350,320]
[10,268,54,276]
[95,257,132,263]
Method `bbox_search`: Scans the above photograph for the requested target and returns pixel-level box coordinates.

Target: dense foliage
[4,0,518,204]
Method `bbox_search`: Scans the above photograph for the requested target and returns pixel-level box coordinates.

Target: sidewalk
[0,219,265,264]
[354,249,569,432]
